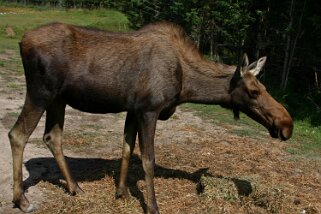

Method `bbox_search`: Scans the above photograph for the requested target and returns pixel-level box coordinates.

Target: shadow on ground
[24,155,253,212]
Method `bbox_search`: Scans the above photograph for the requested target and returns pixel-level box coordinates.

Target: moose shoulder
[8,22,293,213]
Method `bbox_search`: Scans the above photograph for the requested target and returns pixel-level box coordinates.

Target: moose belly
[62,84,129,114]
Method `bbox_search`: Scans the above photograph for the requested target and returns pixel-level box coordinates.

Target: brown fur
[9,22,293,214]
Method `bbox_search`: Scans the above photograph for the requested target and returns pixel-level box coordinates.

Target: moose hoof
[75,185,84,194]
[147,208,160,214]
[69,185,84,195]
[115,187,129,199]
[22,203,36,213]
[14,196,36,213]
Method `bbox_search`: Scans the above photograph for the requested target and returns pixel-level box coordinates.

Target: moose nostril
[281,127,292,140]
[280,120,293,140]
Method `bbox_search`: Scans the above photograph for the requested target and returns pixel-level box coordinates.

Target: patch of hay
[198,175,297,213]
[251,184,291,213]
[198,175,239,202]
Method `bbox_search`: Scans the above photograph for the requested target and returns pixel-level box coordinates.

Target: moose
[8,22,293,213]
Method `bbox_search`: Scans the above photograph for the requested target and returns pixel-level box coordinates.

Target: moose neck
[179,59,236,106]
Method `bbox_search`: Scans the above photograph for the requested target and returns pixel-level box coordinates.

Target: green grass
[0,6,129,52]
[286,120,321,157]
[7,82,18,88]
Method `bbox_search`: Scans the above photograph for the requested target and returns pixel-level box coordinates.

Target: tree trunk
[281,0,294,90]
[58,0,64,8]
[281,0,306,90]
[210,37,213,60]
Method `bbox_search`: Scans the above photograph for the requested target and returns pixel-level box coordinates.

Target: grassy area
[287,120,321,157]
[0,5,129,51]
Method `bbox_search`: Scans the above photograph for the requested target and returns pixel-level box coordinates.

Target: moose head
[228,54,293,140]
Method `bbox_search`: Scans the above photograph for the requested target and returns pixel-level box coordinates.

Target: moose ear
[247,56,267,76]
[242,53,249,68]
[240,53,249,77]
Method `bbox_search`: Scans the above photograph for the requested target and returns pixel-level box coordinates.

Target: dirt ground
[0,50,321,214]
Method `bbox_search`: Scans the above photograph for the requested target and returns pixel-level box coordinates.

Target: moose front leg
[116,112,138,199]
[137,111,159,214]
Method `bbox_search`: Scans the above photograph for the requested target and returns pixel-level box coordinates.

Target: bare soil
[0,50,320,214]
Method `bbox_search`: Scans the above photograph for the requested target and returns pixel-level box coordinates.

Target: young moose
[9,22,293,213]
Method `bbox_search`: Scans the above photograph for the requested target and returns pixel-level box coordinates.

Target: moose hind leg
[8,96,45,212]
[116,112,138,199]
[43,100,83,195]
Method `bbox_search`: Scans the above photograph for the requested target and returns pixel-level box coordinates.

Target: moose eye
[249,90,259,99]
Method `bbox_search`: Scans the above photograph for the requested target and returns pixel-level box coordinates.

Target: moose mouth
[268,118,293,141]
[240,108,292,141]
[268,127,288,141]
